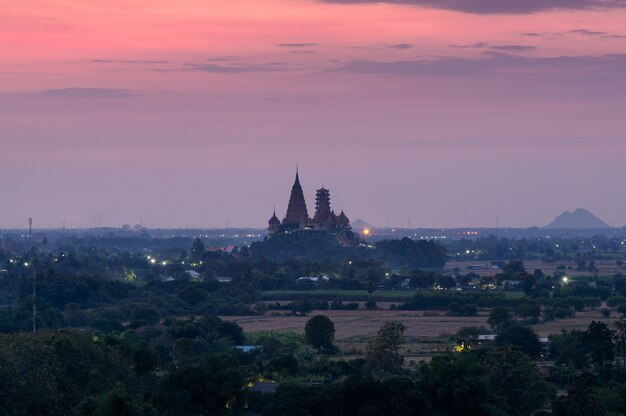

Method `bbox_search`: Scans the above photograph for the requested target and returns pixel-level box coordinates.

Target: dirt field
[446,259,626,278]
[222,307,623,354]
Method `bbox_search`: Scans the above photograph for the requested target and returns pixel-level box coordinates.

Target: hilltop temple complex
[268,169,352,236]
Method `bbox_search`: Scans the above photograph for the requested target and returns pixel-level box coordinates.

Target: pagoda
[282,168,309,226]
[268,168,352,236]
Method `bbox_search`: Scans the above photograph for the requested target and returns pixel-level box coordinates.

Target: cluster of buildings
[268,169,352,235]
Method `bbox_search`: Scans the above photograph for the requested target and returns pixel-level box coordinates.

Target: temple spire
[283,166,309,225]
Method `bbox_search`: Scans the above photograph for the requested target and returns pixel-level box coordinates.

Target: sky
[1,0,626,229]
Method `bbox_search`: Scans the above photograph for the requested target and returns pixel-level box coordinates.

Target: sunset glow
[2,1,626,228]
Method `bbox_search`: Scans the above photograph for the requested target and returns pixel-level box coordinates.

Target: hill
[351,219,374,230]
[545,208,610,229]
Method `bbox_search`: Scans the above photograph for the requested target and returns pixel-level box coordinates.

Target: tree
[481,349,552,416]
[363,321,406,379]
[503,261,526,276]
[74,384,156,416]
[549,330,588,369]
[304,315,335,353]
[615,318,626,367]
[190,238,205,262]
[586,321,614,366]
[515,303,541,323]
[488,307,512,329]
[495,322,542,359]
[156,353,244,415]
[418,354,504,416]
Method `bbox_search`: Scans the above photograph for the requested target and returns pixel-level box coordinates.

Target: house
[223,245,238,255]
[477,335,496,341]
[249,381,279,394]
[468,264,486,271]
[162,276,175,282]
[503,280,523,289]
[297,276,329,283]
[217,276,233,284]
[235,345,262,353]
[491,261,506,270]
[185,270,202,282]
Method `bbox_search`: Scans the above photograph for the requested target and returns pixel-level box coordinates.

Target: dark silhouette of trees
[304,315,335,353]
[495,322,542,359]
[586,321,614,366]
[363,321,406,379]
[488,306,512,329]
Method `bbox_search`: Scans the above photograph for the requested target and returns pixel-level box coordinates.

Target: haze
[1,0,625,228]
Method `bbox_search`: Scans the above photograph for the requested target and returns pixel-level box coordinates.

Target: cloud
[570,28,626,38]
[489,44,537,52]
[40,87,134,98]
[276,43,319,47]
[289,50,317,54]
[331,53,626,78]
[387,43,413,49]
[92,59,169,64]
[571,28,605,36]
[450,43,536,52]
[319,0,626,14]
[183,63,284,73]
[450,42,487,48]
[206,57,237,62]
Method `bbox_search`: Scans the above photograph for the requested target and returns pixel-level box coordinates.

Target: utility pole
[27,218,37,334]
[32,261,36,334]
[28,217,33,257]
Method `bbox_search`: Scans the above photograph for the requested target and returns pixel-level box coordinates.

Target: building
[283,169,309,227]
[268,168,352,235]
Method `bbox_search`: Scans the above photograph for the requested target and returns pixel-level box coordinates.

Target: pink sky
[1,0,626,228]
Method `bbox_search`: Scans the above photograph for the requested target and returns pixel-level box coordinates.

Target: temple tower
[313,187,332,226]
[337,210,351,228]
[283,168,309,225]
[268,208,281,234]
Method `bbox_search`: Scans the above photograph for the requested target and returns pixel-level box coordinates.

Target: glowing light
[562,276,569,284]
[362,228,371,236]
[150,258,156,264]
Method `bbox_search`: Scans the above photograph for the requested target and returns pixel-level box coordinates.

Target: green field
[261,289,525,302]
[261,289,418,302]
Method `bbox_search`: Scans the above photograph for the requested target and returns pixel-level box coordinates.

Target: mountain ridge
[545,208,610,229]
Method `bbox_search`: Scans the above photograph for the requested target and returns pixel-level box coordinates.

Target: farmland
[446,259,626,277]
[223,305,622,356]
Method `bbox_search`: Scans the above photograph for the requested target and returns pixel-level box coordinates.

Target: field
[446,259,626,278]
[262,290,417,302]
[222,307,622,359]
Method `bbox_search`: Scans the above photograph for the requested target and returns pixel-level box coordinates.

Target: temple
[268,168,352,236]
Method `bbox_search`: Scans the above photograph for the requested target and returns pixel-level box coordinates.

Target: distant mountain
[351,219,374,230]
[545,208,610,229]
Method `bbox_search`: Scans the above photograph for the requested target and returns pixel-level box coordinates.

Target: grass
[262,290,418,301]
